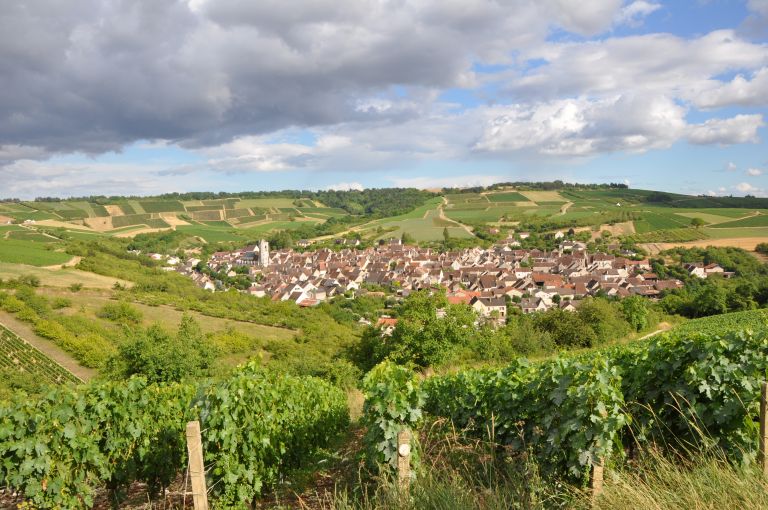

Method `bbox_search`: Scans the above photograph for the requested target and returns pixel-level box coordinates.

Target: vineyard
[672,308,768,336]
[0,363,348,509]
[364,327,768,484]
[0,323,81,385]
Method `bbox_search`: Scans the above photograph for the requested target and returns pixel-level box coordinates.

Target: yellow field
[519,191,566,202]
[39,288,297,342]
[0,262,132,289]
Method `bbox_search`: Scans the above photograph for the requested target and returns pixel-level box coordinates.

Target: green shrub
[97,301,143,325]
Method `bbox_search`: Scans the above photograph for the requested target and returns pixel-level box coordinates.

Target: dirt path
[559,201,573,215]
[0,311,95,382]
[638,322,672,341]
[43,255,81,269]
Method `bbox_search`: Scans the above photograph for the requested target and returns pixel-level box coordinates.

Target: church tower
[259,239,270,267]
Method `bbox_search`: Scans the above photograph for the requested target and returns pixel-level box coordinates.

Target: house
[470,296,507,321]
[520,297,547,314]
[376,317,398,336]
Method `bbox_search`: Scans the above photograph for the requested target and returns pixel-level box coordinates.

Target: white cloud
[390,175,506,189]
[693,67,768,109]
[615,1,661,27]
[747,168,764,176]
[474,95,687,156]
[505,30,768,103]
[326,182,364,191]
[733,182,766,197]
[686,114,764,145]
[725,161,737,172]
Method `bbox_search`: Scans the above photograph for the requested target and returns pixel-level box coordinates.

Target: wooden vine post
[397,429,412,492]
[590,457,604,500]
[186,420,210,510]
[760,382,768,475]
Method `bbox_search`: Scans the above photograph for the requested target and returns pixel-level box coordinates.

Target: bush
[97,301,143,325]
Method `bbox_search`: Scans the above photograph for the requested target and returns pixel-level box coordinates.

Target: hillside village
[162,237,728,324]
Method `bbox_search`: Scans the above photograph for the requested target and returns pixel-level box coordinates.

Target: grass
[0,239,73,266]
[587,450,768,510]
[703,226,768,239]
[519,191,566,203]
[0,262,131,288]
[634,211,691,232]
[362,199,473,241]
[176,225,247,243]
[6,231,58,242]
[486,192,528,202]
[237,198,299,208]
[708,213,768,228]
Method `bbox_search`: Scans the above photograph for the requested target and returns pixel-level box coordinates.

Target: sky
[1,0,768,199]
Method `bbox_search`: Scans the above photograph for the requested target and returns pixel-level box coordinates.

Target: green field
[708,213,768,228]
[634,211,692,233]
[486,192,528,202]
[361,198,473,241]
[7,231,58,242]
[139,201,185,213]
[0,239,73,266]
[702,227,768,239]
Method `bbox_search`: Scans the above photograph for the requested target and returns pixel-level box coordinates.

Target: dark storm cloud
[0,0,625,159]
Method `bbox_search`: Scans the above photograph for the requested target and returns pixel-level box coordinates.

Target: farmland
[0,322,82,385]
[0,238,73,266]
[2,186,766,252]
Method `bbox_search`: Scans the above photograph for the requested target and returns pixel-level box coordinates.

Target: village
[160,237,730,325]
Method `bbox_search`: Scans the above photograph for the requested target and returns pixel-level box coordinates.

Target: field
[519,190,567,202]
[0,239,73,266]
[0,262,131,288]
[708,213,768,228]
[486,191,528,202]
[359,198,474,241]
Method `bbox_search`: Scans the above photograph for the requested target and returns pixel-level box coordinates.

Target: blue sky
[1,0,767,198]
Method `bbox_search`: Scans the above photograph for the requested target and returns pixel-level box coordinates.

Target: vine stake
[590,457,604,501]
[397,429,412,493]
[760,382,768,475]
[186,420,209,510]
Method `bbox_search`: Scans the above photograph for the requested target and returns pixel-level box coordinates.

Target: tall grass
[584,449,768,510]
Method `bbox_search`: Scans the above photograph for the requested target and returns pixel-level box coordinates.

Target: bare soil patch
[85,216,114,231]
[113,227,173,238]
[104,204,124,216]
[160,213,190,226]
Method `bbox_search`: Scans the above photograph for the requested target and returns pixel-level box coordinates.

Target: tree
[443,227,450,243]
[621,295,648,332]
[107,315,214,383]
[401,232,415,245]
[376,291,477,367]
[690,217,705,229]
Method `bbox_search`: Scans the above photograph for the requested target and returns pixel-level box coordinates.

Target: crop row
[365,327,768,481]
[0,324,81,385]
[0,363,348,509]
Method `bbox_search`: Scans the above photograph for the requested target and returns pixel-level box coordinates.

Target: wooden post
[397,429,412,492]
[186,420,209,510]
[591,457,604,500]
[760,382,768,475]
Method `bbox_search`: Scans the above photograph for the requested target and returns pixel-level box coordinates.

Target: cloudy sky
[2,0,768,198]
